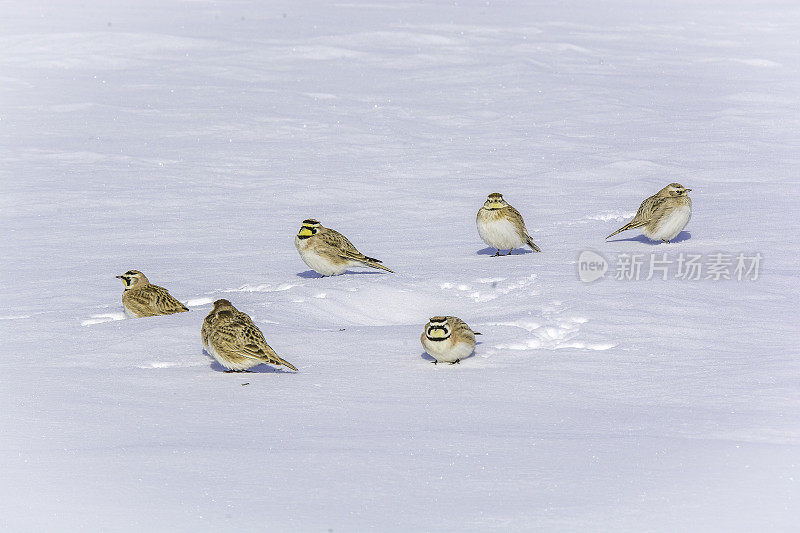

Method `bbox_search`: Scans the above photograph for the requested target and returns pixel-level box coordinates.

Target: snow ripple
[81,312,126,326]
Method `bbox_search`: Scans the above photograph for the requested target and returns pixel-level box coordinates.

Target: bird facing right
[606,183,692,243]
[202,299,297,372]
[420,316,481,364]
[476,193,541,256]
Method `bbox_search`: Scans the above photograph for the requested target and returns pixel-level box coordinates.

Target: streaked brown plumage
[202,299,297,372]
[116,270,189,318]
[420,316,481,364]
[294,219,393,276]
[606,183,692,242]
[476,193,541,256]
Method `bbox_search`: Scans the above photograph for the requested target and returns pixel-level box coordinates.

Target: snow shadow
[607,231,691,245]
[476,246,535,256]
[297,270,323,278]
[419,351,477,365]
[205,352,297,374]
[296,269,387,278]
[420,351,436,363]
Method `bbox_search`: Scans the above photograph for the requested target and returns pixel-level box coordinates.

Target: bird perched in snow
[421,316,481,364]
[202,299,297,372]
[116,270,189,318]
[294,218,394,276]
[476,193,541,256]
[606,183,692,243]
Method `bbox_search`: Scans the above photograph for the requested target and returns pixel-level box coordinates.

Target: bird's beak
[685,189,692,192]
[115,275,123,279]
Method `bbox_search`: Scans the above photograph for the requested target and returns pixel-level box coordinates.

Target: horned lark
[607,183,692,243]
[116,270,189,318]
[476,193,542,256]
[421,316,481,364]
[202,299,297,372]
[294,219,394,276]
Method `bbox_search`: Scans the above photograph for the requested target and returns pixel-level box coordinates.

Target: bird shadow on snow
[419,349,479,365]
[607,231,691,245]
[296,269,387,278]
[420,352,437,363]
[476,246,534,256]
[204,351,295,374]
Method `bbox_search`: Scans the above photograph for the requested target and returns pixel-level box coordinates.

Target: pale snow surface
[1,0,799,531]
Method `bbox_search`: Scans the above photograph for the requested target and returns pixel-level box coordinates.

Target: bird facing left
[294,218,394,276]
[116,270,189,318]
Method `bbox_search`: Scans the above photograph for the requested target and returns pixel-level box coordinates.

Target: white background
[1,1,798,531]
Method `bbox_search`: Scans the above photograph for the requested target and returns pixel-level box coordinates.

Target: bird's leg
[493,249,501,257]
[449,359,461,365]
[662,239,670,243]
[431,360,438,365]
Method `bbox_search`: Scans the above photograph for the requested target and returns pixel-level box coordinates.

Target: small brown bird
[202,299,297,372]
[420,316,481,364]
[294,219,393,276]
[116,270,189,318]
[476,193,541,256]
[607,183,692,243]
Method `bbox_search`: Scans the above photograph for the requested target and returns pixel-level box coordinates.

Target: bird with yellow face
[420,316,481,365]
[476,193,541,256]
[294,219,393,276]
[116,270,189,318]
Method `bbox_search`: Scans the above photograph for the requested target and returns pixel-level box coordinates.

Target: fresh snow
[1,0,799,531]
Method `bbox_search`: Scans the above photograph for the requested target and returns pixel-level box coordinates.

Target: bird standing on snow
[421,316,480,365]
[116,270,189,318]
[202,299,297,372]
[476,193,541,256]
[606,183,692,243]
[294,218,394,276]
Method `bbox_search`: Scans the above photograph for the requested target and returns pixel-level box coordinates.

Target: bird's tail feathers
[361,257,394,273]
[606,220,645,239]
[273,355,298,371]
[526,236,542,252]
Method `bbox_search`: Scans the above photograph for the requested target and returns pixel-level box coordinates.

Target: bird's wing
[224,314,298,370]
[150,285,189,314]
[201,312,215,346]
[124,286,187,316]
[654,195,691,219]
[448,317,477,343]
[448,316,470,332]
[504,205,530,236]
[606,193,666,239]
[630,193,665,226]
[122,290,155,317]
[505,205,541,251]
[318,228,369,261]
